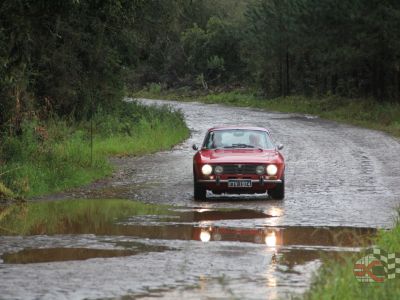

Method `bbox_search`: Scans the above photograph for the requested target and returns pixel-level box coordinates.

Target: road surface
[1,99,399,299]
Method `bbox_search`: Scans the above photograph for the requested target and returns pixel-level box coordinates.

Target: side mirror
[192,144,198,151]
[277,144,284,150]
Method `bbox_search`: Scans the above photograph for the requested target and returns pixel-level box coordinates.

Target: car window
[203,130,274,149]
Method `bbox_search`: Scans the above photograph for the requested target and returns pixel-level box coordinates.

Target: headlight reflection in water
[265,232,277,247]
[200,230,211,242]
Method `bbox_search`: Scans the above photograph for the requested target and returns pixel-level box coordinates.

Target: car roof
[207,126,269,133]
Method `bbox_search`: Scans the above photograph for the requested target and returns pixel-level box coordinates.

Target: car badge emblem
[238,164,242,168]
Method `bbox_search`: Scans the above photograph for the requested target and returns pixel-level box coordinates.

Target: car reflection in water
[192,222,375,298]
[194,224,375,248]
[195,226,282,247]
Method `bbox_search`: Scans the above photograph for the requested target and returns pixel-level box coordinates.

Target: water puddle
[127,208,275,225]
[186,225,375,246]
[2,206,375,247]
[178,208,274,221]
[0,206,376,268]
[0,205,378,299]
[65,208,375,247]
[1,242,169,264]
[2,248,137,264]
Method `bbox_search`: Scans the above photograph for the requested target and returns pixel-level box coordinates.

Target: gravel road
[1,99,399,299]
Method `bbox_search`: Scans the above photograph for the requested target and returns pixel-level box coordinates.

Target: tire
[268,175,285,200]
[194,178,206,201]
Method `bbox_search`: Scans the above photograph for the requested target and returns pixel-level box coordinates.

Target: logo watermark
[353,248,400,283]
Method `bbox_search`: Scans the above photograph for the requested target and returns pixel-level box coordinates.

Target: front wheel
[194,178,206,201]
[268,176,285,200]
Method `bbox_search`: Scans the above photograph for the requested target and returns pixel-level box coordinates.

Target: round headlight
[214,165,223,174]
[201,164,212,175]
[266,164,278,176]
[256,165,265,175]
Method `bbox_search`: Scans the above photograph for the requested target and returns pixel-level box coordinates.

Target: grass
[0,198,170,235]
[0,181,15,201]
[303,214,400,300]
[135,88,400,138]
[0,101,189,197]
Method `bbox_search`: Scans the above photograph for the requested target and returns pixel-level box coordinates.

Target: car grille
[218,164,258,174]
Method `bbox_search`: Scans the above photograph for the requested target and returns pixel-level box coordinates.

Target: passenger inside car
[249,134,262,148]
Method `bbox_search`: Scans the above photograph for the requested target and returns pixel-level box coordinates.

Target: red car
[192,127,285,200]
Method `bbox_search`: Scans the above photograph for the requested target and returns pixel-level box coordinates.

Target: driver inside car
[212,133,224,148]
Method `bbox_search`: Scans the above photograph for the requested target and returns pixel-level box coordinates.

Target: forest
[1,0,400,132]
[1,3,400,299]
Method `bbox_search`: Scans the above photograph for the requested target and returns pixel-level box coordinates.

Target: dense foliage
[0,101,189,196]
[244,0,400,100]
[1,0,400,133]
[133,0,400,102]
[0,0,143,132]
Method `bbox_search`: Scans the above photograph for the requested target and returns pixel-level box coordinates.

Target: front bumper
[198,178,282,184]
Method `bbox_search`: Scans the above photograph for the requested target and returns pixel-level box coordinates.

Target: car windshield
[203,129,274,150]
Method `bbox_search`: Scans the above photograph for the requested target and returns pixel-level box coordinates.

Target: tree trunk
[279,53,283,96]
[13,87,22,136]
[394,63,399,102]
[286,50,290,96]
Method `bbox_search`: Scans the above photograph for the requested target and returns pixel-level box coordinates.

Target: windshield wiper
[230,144,255,148]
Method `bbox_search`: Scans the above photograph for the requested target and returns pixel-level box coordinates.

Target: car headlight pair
[201,164,278,176]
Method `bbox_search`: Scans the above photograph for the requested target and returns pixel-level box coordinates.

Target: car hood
[198,149,282,164]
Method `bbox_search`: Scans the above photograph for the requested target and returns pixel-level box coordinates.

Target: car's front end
[192,127,285,200]
[193,160,284,195]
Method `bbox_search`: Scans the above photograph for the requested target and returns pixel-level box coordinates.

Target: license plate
[228,179,252,188]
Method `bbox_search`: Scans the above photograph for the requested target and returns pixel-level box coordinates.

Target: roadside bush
[0,181,14,201]
[148,83,162,94]
[0,101,189,197]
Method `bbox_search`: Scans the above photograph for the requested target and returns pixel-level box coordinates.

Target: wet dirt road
[111,99,400,228]
[1,99,400,299]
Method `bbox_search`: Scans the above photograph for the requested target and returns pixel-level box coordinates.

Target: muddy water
[0,207,377,299]
[2,99,400,299]
[2,248,148,264]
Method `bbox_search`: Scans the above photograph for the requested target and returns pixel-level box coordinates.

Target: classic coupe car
[192,127,285,200]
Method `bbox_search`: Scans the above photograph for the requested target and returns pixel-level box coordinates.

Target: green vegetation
[135,89,400,138]
[0,198,169,235]
[0,101,189,197]
[2,1,400,137]
[1,1,399,297]
[304,214,400,300]
[127,0,400,103]
[0,182,15,201]
[1,1,399,196]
